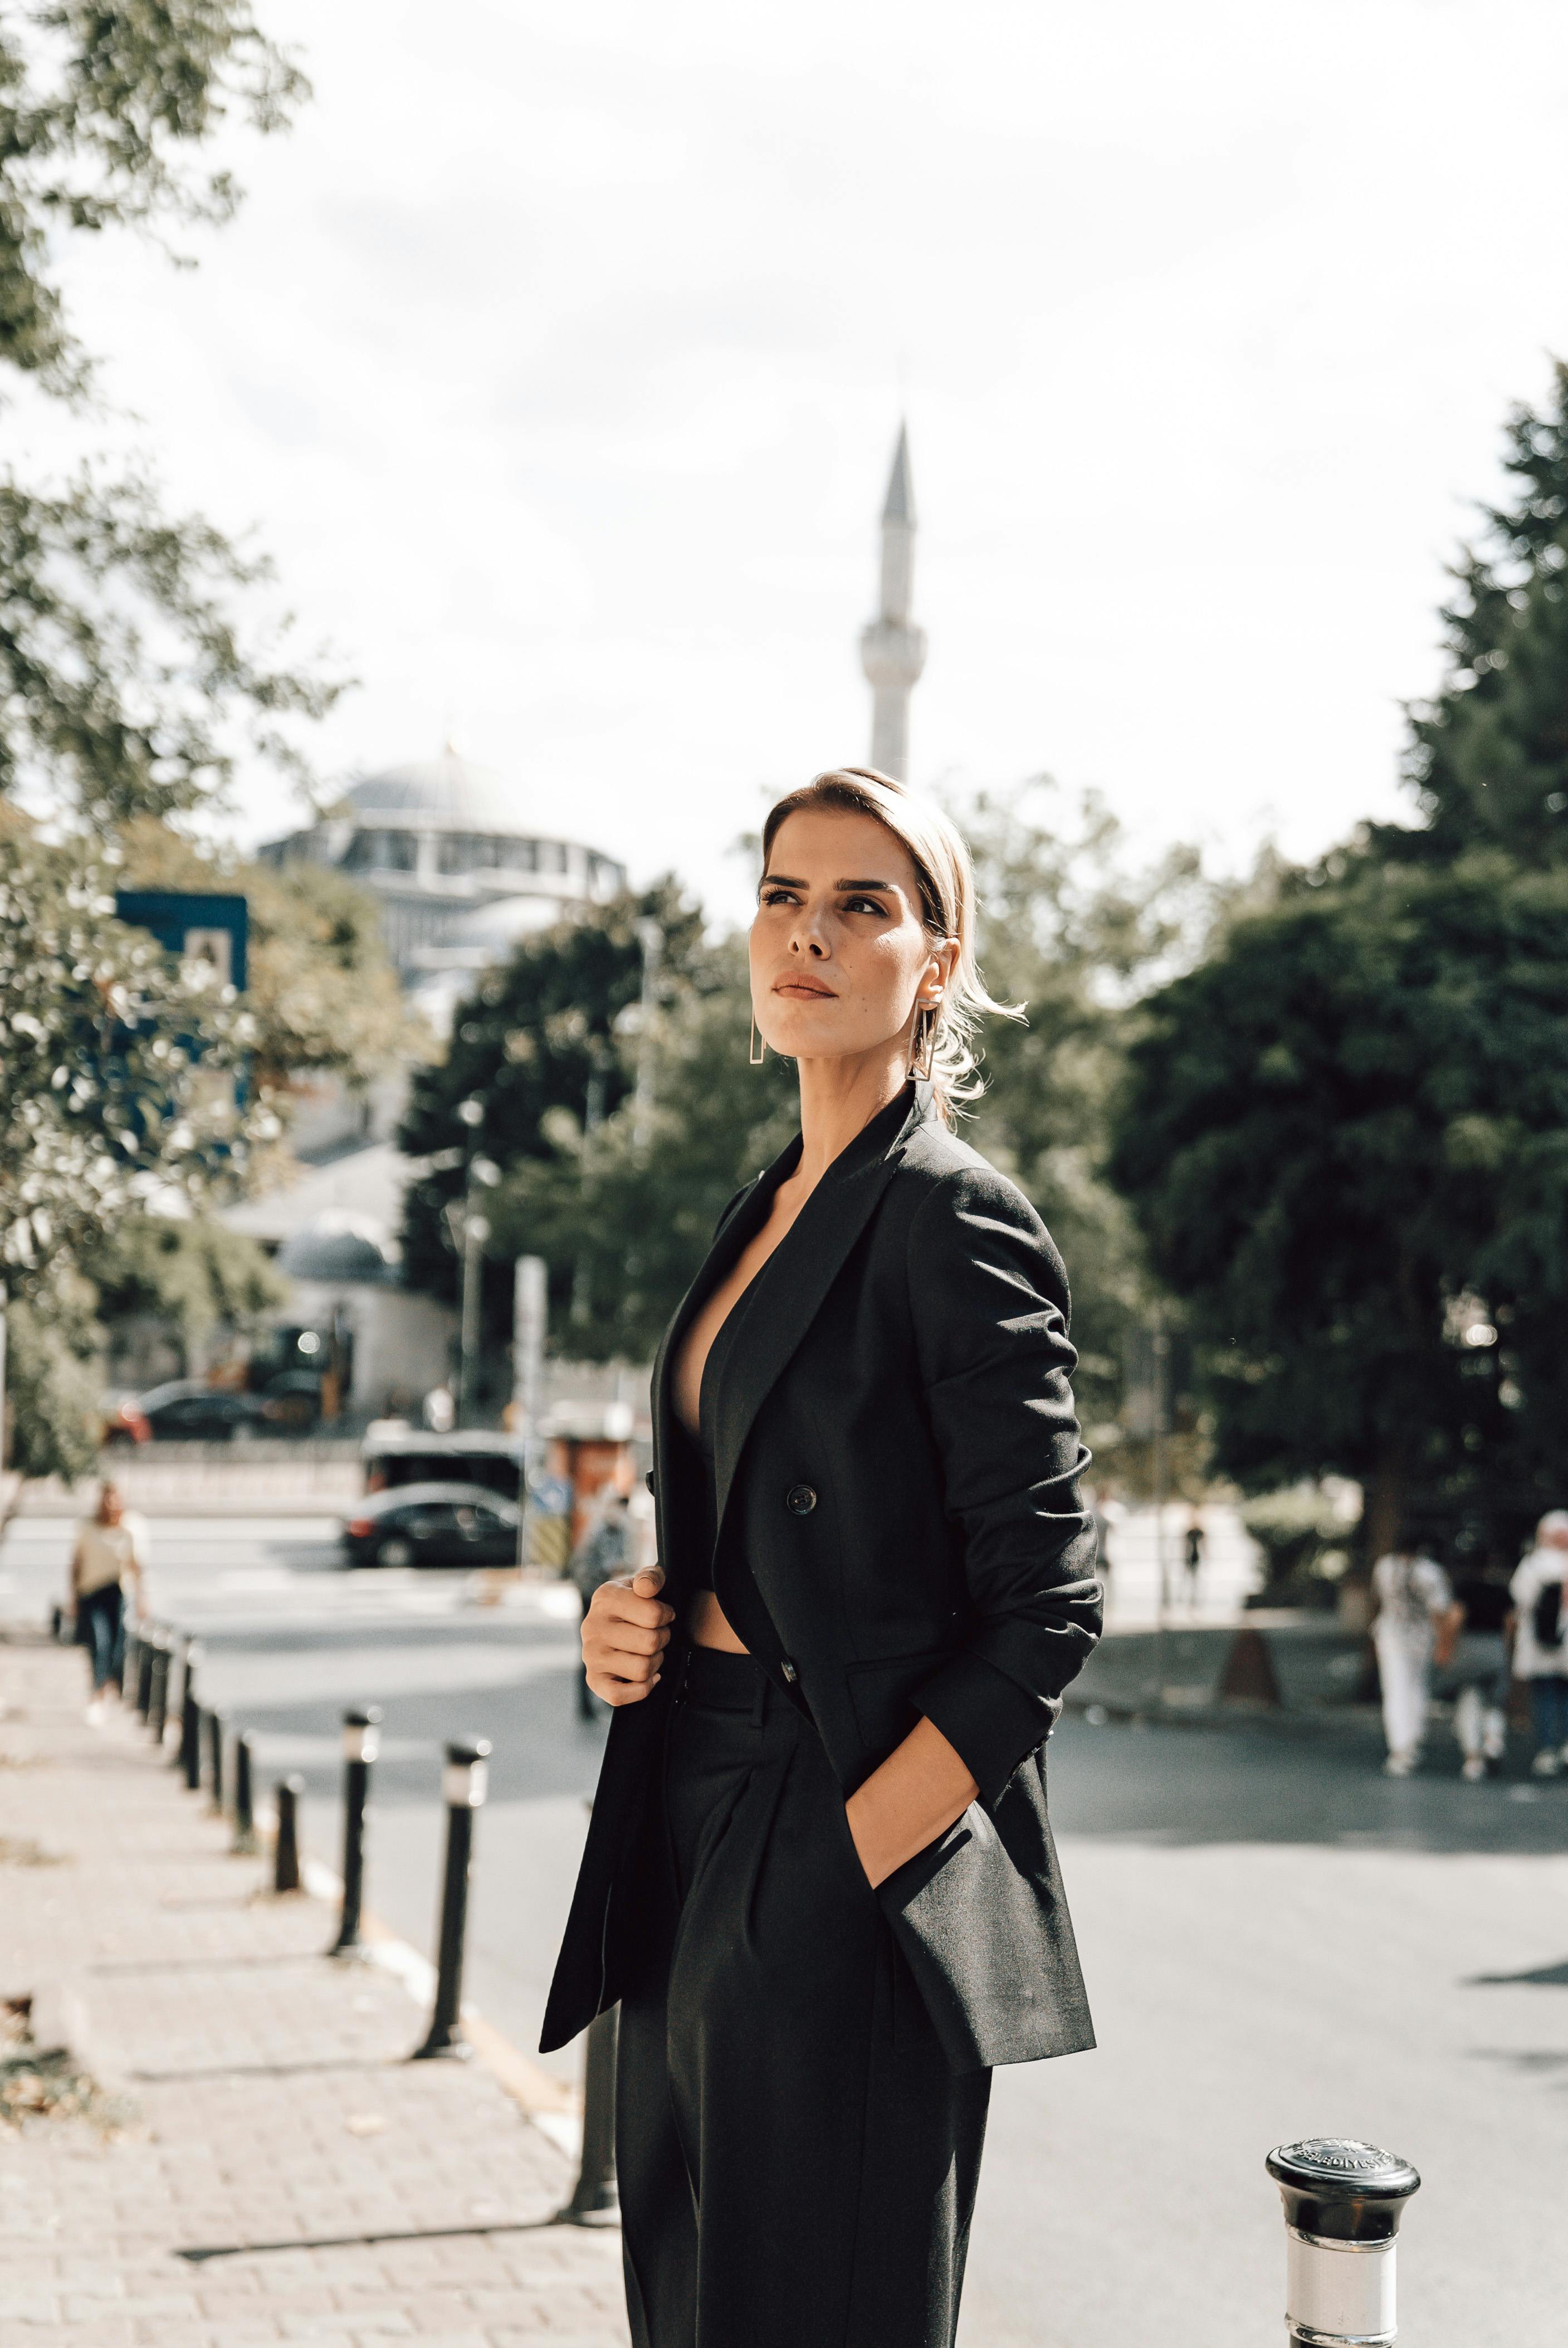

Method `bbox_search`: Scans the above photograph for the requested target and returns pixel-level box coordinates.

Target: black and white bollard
[1267,2138,1420,2347]
[232,1732,258,1855]
[412,1738,490,2058]
[134,1631,154,1721]
[556,2003,621,2225]
[329,1708,380,1956]
[205,1709,225,1816]
[273,1773,304,1894]
[148,1636,169,1746]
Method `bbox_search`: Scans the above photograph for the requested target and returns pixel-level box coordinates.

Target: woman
[1508,1510,1568,1777]
[541,768,1102,2348]
[71,1481,146,1725]
[1369,1534,1452,1777]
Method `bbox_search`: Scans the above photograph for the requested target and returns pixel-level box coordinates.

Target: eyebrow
[759,872,902,893]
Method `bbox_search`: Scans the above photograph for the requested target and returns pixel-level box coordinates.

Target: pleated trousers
[616,1644,991,2348]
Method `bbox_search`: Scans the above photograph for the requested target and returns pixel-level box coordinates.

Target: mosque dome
[341,751,525,836]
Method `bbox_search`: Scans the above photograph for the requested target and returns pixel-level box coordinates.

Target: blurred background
[5,4,1568,2341]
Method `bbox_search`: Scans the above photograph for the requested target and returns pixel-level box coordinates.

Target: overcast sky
[28,0,1568,922]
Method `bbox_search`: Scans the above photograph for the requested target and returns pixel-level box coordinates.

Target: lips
[774,979,837,1000]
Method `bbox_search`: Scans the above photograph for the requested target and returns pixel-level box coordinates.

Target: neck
[792,1039,912,1194]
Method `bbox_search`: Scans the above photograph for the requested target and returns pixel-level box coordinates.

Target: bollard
[273,1774,304,1894]
[168,1637,189,1757]
[204,1709,225,1816]
[181,1678,202,1790]
[329,1707,381,1956]
[556,2003,621,2225]
[134,1632,154,1721]
[1267,2138,1420,2347]
[148,1636,169,1746]
[412,1738,490,2058]
[232,1732,258,1854]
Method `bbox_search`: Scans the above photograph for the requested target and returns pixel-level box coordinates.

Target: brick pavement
[0,1637,630,2346]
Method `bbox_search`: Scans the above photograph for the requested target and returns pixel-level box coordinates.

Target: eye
[843,895,889,917]
[759,885,800,907]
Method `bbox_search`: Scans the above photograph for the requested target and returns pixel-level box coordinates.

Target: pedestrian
[70,1481,147,1726]
[544,769,1100,2348]
[1435,1569,1511,1780]
[1183,1507,1206,1610]
[568,1486,633,1720]
[1369,1534,1452,1776]
[1508,1511,1568,1777]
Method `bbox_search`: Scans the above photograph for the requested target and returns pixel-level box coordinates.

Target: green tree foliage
[0,4,343,826]
[485,933,798,1363]
[6,1268,103,1482]
[86,1208,284,1370]
[0,818,270,1475]
[1390,360,1568,868]
[116,816,414,1105]
[1108,855,1568,1564]
[964,782,1214,1439]
[398,883,707,1321]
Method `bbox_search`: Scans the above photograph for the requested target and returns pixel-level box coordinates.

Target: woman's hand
[844,1715,979,1888]
[583,1564,675,1706]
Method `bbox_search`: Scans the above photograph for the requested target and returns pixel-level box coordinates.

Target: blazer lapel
[710,1084,931,1541]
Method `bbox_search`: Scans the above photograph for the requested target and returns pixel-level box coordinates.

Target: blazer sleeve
[905,1162,1102,1804]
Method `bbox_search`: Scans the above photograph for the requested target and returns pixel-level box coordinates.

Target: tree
[116,816,415,1111]
[1,5,343,828]
[1388,359,1568,870]
[0,816,271,1476]
[484,933,798,1364]
[964,782,1214,1444]
[1107,854,1568,1567]
[86,1208,285,1375]
[398,883,706,1340]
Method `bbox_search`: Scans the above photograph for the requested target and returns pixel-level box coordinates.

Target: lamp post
[450,1095,497,1428]
[631,917,663,1150]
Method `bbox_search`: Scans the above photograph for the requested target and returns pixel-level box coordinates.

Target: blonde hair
[761,767,1022,1119]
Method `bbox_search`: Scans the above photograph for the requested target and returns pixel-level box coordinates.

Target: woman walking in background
[1509,1511,1568,1776]
[544,768,1102,2348]
[70,1481,146,1725]
[1370,1534,1452,1776]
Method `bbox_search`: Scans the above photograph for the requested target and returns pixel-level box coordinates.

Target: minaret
[859,422,927,782]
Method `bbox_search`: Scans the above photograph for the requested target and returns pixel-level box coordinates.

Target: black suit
[543,1082,1101,2348]
[543,1081,1101,2069]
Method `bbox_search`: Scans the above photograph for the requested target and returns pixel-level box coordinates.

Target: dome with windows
[258,747,627,1022]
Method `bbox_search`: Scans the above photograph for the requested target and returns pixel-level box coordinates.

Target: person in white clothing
[1508,1511,1568,1776]
[70,1482,148,1725]
[1370,1540,1453,1776]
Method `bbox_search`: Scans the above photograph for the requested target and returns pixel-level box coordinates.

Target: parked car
[130,1381,271,1442]
[102,1393,152,1445]
[340,1482,522,1570]
[360,1429,525,1503]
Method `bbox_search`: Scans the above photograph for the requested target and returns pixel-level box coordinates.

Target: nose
[788,904,831,959]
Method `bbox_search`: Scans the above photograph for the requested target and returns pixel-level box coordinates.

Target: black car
[340,1481,522,1570]
[134,1380,271,1442]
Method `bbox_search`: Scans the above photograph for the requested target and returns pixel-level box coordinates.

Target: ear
[921,935,960,1002]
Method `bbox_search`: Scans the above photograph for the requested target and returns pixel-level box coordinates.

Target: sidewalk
[0,1636,629,2346]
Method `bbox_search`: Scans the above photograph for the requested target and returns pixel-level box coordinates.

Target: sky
[25,0,1568,923]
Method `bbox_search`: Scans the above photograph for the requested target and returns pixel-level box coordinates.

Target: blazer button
[780,1658,798,1685]
[785,1483,817,1516]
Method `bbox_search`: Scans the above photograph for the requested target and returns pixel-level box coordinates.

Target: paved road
[6,1514,1565,2345]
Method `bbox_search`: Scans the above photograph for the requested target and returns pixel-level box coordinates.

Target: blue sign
[114,891,248,992]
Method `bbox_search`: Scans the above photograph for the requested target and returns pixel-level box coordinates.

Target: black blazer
[539,1083,1102,2072]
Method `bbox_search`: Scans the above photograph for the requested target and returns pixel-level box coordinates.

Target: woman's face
[100,1488,123,1525]
[750,807,954,1067]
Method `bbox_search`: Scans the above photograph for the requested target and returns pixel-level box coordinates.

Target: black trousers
[616,1646,991,2348]
[77,1583,124,1692]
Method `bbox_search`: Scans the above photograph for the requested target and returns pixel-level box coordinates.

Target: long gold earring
[749,1017,765,1066]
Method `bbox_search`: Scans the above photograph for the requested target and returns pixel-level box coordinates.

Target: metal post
[180,1649,202,1790]
[632,917,663,1150]
[148,1636,169,1746]
[134,1632,154,1720]
[205,1709,225,1816]
[273,1773,304,1894]
[169,1638,194,1768]
[556,2003,621,2224]
[1267,2137,1420,2347]
[412,1738,490,2058]
[329,1707,380,1956]
[232,1733,257,1854]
